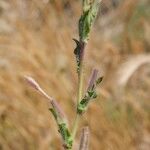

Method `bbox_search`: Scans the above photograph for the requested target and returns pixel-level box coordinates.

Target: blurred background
[0,0,150,149]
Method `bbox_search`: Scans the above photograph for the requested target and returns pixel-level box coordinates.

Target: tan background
[0,0,150,149]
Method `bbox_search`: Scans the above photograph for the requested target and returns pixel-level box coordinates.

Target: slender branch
[77,42,86,103]
[25,76,72,149]
[71,0,102,147]
[72,41,86,141]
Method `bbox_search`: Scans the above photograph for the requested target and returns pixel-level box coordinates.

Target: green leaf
[49,108,57,121]
[49,109,73,149]
[58,123,73,149]
[96,76,103,85]
[77,90,97,114]
[79,0,100,42]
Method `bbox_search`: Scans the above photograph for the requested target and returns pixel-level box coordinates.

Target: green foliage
[79,0,100,42]
[77,90,97,114]
[77,76,103,114]
[50,108,73,149]
[58,123,73,149]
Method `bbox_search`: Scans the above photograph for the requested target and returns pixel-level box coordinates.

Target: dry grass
[0,0,150,149]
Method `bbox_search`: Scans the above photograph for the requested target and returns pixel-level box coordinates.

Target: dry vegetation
[0,0,150,149]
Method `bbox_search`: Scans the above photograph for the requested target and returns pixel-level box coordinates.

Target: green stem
[72,42,85,148]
